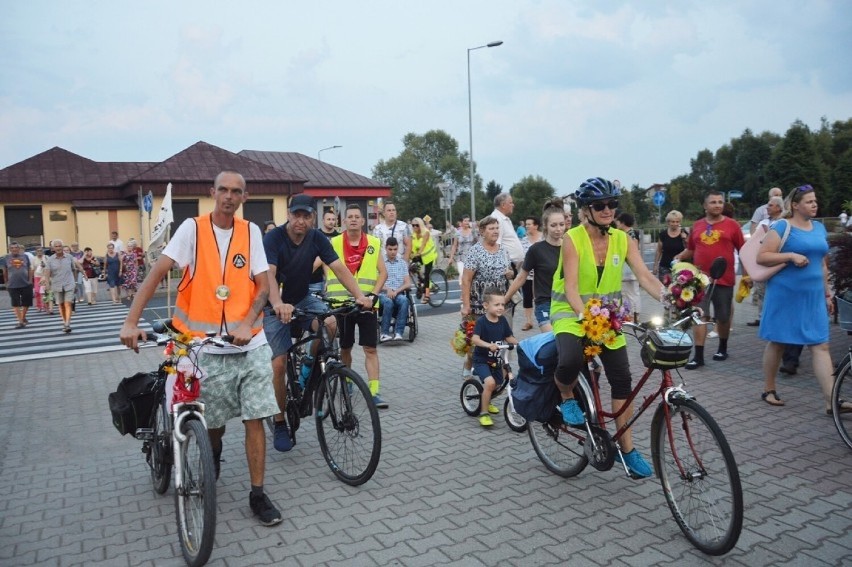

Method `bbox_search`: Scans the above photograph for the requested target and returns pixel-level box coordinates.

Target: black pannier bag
[641,328,693,369]
[511,332,561,422]
[108,372,162,436]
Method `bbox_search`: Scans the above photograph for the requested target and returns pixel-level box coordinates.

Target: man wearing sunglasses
[675,190,748,369]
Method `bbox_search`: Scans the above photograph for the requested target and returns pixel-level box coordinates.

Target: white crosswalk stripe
[0,302,154,363]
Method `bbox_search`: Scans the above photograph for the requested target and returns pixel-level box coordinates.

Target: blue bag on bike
[511,332,561,422]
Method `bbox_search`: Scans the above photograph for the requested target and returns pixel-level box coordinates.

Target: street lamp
[467,40,503,222]
[317,145,342,161]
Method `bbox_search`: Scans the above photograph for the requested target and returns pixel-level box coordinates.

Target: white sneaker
[708,331,719,339]
[380,333,392,342]
[393,333,404,341]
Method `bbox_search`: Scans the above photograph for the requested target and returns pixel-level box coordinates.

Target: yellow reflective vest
[411,232,437,265]
[327,233,381,300]
[551,226,627,349]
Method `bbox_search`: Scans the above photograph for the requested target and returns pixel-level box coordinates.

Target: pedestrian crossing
[0,302,155,364]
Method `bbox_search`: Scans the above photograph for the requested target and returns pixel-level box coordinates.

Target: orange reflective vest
[172,214,262,337]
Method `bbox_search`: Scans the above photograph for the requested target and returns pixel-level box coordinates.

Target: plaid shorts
[198,344,279,429]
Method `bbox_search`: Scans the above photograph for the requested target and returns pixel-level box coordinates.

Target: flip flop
[827,399,852,415]
[761,390,785,406]
[521,323,533,331]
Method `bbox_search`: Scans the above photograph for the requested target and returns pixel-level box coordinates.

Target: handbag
[738,220,792,282]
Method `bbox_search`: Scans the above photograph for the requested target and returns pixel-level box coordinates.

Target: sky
[2,1,851,196]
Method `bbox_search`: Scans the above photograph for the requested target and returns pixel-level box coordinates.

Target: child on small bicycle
[470,286,519,427]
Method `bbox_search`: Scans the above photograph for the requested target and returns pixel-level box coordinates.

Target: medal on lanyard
[215,285,230,300]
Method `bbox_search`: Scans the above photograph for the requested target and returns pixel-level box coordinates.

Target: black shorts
[554,332,633,399]
[339,310,378,349]
[698,285,734,323]
[8,286,34,308]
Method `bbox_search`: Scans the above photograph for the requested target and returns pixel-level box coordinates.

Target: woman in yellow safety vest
[550,177,664,479]
[410,217,438,304]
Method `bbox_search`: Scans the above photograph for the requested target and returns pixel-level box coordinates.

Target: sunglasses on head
[795,184,813,192]
[590,200,619,212]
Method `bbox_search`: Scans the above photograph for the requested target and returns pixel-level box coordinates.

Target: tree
[508,175,555,225]
[765,120,827,199]
[484,180,503,208]
[372,130,469,226]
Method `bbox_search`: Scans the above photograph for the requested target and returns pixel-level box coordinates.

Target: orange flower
[584,344,602,359]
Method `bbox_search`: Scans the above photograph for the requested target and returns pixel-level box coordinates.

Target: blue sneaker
[372,394,389,409]
[273,421,293,452]
[560,399,585,426]
[617,449,652,479]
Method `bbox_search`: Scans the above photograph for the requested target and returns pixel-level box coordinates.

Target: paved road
[1,285,850,566]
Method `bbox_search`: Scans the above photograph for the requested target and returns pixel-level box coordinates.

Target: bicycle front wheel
[831,355,852,450]
[149,398,172,495]
[651,399,743,556]
[174,419,216,567]
[428,269,448,307]
[315,367,381,486]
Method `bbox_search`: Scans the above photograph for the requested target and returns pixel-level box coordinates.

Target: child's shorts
[472,362,502,385]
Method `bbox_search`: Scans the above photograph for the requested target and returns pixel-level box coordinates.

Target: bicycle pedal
[135,428,155,441]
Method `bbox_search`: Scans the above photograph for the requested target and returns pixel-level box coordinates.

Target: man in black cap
[262,193,372,452]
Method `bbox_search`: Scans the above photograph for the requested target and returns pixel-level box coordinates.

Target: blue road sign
[653,191,666,207]
[728,190,743,200]
[142,192,153,213]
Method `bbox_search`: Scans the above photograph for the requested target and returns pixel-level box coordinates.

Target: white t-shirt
[110,238,125,254]
[164,218,268,352]
[373,220,412,257]
[490,208,524,263]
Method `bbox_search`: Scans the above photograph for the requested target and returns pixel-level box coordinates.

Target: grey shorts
[698,285,734,323]
[198,345,279,429]
[263,293,329,359]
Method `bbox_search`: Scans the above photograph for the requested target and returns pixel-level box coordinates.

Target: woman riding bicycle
[551,177,664,479]
[410,217,438,304]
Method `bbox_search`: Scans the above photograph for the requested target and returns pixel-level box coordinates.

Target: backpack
[108,372,163,436]
[510,332,561,422]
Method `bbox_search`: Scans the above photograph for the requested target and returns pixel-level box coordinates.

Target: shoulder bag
[738,220,792,283]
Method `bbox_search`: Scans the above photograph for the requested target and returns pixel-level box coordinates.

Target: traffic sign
[652,191,666,207]
[728,191,743,200]
[142,191,153,213]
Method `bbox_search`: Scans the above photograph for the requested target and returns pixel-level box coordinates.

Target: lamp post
[467,40,503,222]
[317,145,342,161]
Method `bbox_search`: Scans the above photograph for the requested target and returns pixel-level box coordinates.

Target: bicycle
[278,295,382,486]
[526,309,743,555]
[460,344,528,432]
[409,259,448,307]
[134,320,227,567]
[830,296,852,449]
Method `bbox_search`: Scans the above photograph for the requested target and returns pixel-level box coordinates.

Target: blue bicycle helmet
[574,177,620,206]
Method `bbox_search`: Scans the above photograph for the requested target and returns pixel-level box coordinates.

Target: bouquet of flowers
[579,296,631,361]
[662,262,709,311]
[450,316,477,357]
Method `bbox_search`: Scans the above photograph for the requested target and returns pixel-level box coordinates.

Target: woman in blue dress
[104,242,122,303]
[757,185,841,412]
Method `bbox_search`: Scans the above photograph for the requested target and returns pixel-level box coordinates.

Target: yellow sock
[369,379,380,396]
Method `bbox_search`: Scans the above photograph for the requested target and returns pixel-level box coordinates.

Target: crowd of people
[4,167,842,526]
[2,232,148,333]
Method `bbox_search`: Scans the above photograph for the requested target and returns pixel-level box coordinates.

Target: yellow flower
[587,325,605,343]
[587,298,602,309]
[680,287,695,302]
[604,332,618,347]
[584,344,602,359]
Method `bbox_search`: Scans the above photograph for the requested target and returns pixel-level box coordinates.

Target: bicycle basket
[108,371,163,436]
[640,328,693,370]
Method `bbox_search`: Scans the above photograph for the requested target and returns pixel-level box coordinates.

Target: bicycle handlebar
[622,307,705,338]
[150,319,234,348]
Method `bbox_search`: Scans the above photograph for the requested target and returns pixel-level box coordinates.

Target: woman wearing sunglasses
[756,185,842,412]
[549,177,665,478]
[410,217,438,304]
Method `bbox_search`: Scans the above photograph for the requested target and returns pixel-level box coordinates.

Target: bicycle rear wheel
[315,367,381,486]
[174,418,216,567]
[149,398,172,495]
[831,355,852,450]
[651,399,742,556]
[428,269,447,307]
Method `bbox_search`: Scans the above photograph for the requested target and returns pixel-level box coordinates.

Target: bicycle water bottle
[299,355,314,388]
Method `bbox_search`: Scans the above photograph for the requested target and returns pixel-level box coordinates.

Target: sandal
[826,399,852,415]
[421,296,430,304]
[761,390,785,406]
[521,323,533,331]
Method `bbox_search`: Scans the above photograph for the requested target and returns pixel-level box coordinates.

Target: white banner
[149,183,174,249]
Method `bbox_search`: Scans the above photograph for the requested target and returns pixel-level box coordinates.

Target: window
[242,200,274,228]
[172,200,199,230]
